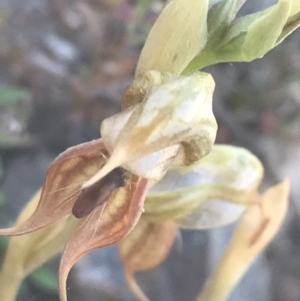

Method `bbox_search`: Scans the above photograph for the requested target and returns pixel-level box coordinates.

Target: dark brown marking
[72,168,124,218]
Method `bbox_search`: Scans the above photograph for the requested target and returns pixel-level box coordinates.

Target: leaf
[0,236,8,253]
[0,191,5,207]
[144,145,263,227]
[0,190,78,301]
[95,72,216,183]
[196,180,289,301]
[206,0,246,48]
[276,2,300,45]
[0,139,107,235]
[118,218,176,301]
[184,0,296,72]
[29,266,58,292]
[58,177,148,301]
[136,0,155,11]
[136,0,209,75]
[0,157,3,178]
[0,86,29,106]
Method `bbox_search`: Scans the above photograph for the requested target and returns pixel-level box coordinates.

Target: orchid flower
[0,0,296,300]
[0,1,216,300]
[0,144,288,301]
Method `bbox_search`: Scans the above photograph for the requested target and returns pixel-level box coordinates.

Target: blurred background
[0,0,300,300]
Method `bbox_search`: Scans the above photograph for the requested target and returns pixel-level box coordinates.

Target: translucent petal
[144,184,247,224]
[118,218,176,271]
[0,139,107,235]
[58,177,148,301]
[175,199,245,229]
[144,145,263,228]
[118,218,176,301]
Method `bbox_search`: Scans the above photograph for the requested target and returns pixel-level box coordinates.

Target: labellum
[72,168,124,218]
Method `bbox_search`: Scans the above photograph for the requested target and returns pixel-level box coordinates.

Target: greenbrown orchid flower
[0,143,288,301]
[0,3,214,301]
[0,70,217,301]
[0,1,216,299]
[0,0,296,300]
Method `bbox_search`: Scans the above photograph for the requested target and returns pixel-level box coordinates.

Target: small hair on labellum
[72,168,124,218]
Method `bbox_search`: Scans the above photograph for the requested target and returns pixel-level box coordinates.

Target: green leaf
[184,0,296,73]
[0,192,5,207]
[0,87,30,106]
[276,10,300,45]
[0,236,8,254]
[206,0,245,48]
[0,157,3,179]
[29,266,58,292]
[137,0,156,10]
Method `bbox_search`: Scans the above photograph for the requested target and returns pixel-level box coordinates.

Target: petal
[175,199,245,229]
[144,184,247,223]
[119,218,176,271]
[118,218,176,301]
[153,145,263,192]
[95,72,216,183]
[0,139,107,235]
[144,145,263,227]
[0,190,78,301]
[135,0,208,75]
[196,180,289,301]
[58,177,148,301]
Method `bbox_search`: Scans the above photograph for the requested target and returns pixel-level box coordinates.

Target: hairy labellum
[72,168,124,218]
